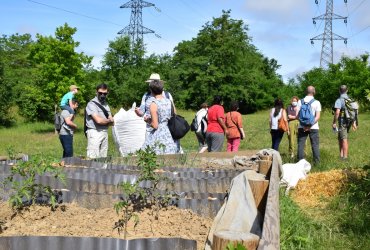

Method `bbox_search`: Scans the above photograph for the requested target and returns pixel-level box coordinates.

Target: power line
[27,0,122,27]
[350,25,370,37]
[348,0,368,16]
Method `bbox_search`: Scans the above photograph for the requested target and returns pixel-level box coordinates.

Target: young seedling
[113,181,145,239]
[3,155,66,210]
[136,144,172,220]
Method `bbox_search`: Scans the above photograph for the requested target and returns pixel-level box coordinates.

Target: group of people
[192,96,245,153]
[58,74,180,158]
[269,85,357,165]
[58,77,357,164]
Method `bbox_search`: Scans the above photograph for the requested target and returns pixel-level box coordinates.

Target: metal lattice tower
[310,0,348,68]
[118,0,155,49]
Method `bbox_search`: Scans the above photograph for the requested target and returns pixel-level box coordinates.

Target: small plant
[137,145,171,219]
[113,182,144,239]
[6,145,17,160]
[225,242,248,250]
[3,155,66,210]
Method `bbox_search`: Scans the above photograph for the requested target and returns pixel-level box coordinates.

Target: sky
[1,0,369,81]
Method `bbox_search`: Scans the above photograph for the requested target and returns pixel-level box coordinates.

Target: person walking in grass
[332,85,358,160]
[194,102,209,153]
[206,95,228,152]
[269,98,289,151]
[297,86,322,165]
[59,99,78,158]
[225,101,245,152]
[287,96,300,159]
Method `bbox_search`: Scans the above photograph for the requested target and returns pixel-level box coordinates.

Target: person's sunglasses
[98,92,108,96]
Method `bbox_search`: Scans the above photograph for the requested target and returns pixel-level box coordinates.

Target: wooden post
[257,154,280,250]
[248,179,269,215]
[212,231,260,250]
[260,155,272,161]
[258,160,272,176]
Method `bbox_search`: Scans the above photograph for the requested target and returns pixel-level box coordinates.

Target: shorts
[338,126,348,140]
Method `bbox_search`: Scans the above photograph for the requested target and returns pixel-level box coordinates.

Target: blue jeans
[270,129,284,151]
[59,134,73,158]
[298,128,320,164]
[61,105,75,114]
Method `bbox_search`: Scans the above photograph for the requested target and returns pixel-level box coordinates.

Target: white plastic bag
[112,103,146,156]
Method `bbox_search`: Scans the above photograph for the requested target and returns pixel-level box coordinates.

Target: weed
[6,145,17,160]
[3,155,66,210]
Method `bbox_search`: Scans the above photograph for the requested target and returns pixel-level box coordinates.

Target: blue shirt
[60,92,74,106]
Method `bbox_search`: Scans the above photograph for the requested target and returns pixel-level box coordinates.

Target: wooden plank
[248,179,269,215]
[213,231,260,250]
[258,160,272,176]
[257,154,280,250]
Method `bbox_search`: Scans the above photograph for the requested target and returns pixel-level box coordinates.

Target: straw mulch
[291,169,348,208]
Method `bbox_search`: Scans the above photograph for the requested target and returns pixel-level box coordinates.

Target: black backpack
[54,112,64,133]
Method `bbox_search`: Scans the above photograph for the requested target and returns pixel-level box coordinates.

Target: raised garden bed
[0,150,280,250]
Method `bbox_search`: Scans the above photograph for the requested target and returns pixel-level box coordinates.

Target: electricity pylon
[310,0,348,68]
[118,0,156,49]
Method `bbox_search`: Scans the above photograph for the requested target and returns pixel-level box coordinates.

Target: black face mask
[98,94,107,103]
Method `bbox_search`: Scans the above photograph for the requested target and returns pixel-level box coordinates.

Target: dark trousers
[59,134,73,158]
[61,105,75,114]
[270,129,284,151]
[298,128,320,164]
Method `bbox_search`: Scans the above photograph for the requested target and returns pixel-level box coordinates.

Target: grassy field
[1,109,369,249]
[1,109,369,168]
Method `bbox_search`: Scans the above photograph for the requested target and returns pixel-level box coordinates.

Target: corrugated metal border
[0,236,196,250]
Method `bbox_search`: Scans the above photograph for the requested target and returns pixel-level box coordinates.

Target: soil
[0,202,213,250]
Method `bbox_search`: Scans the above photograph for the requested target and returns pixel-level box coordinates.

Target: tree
[102,36,172,108]
[170,10,285,112]
[0,46,14,126]
[18,23,92,121]
[297,54,370,110]
[0,33,36,124]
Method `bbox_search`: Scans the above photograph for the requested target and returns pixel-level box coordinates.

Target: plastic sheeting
[112,103,146,156]
[204,171,263,250]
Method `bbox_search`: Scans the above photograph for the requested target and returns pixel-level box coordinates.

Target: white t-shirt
[195,108,207,133]
[297,96,322,129]
[270,108,282,130]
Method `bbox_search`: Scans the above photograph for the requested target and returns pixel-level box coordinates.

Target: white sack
[280,159,311,194]
[112,103,146,156]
